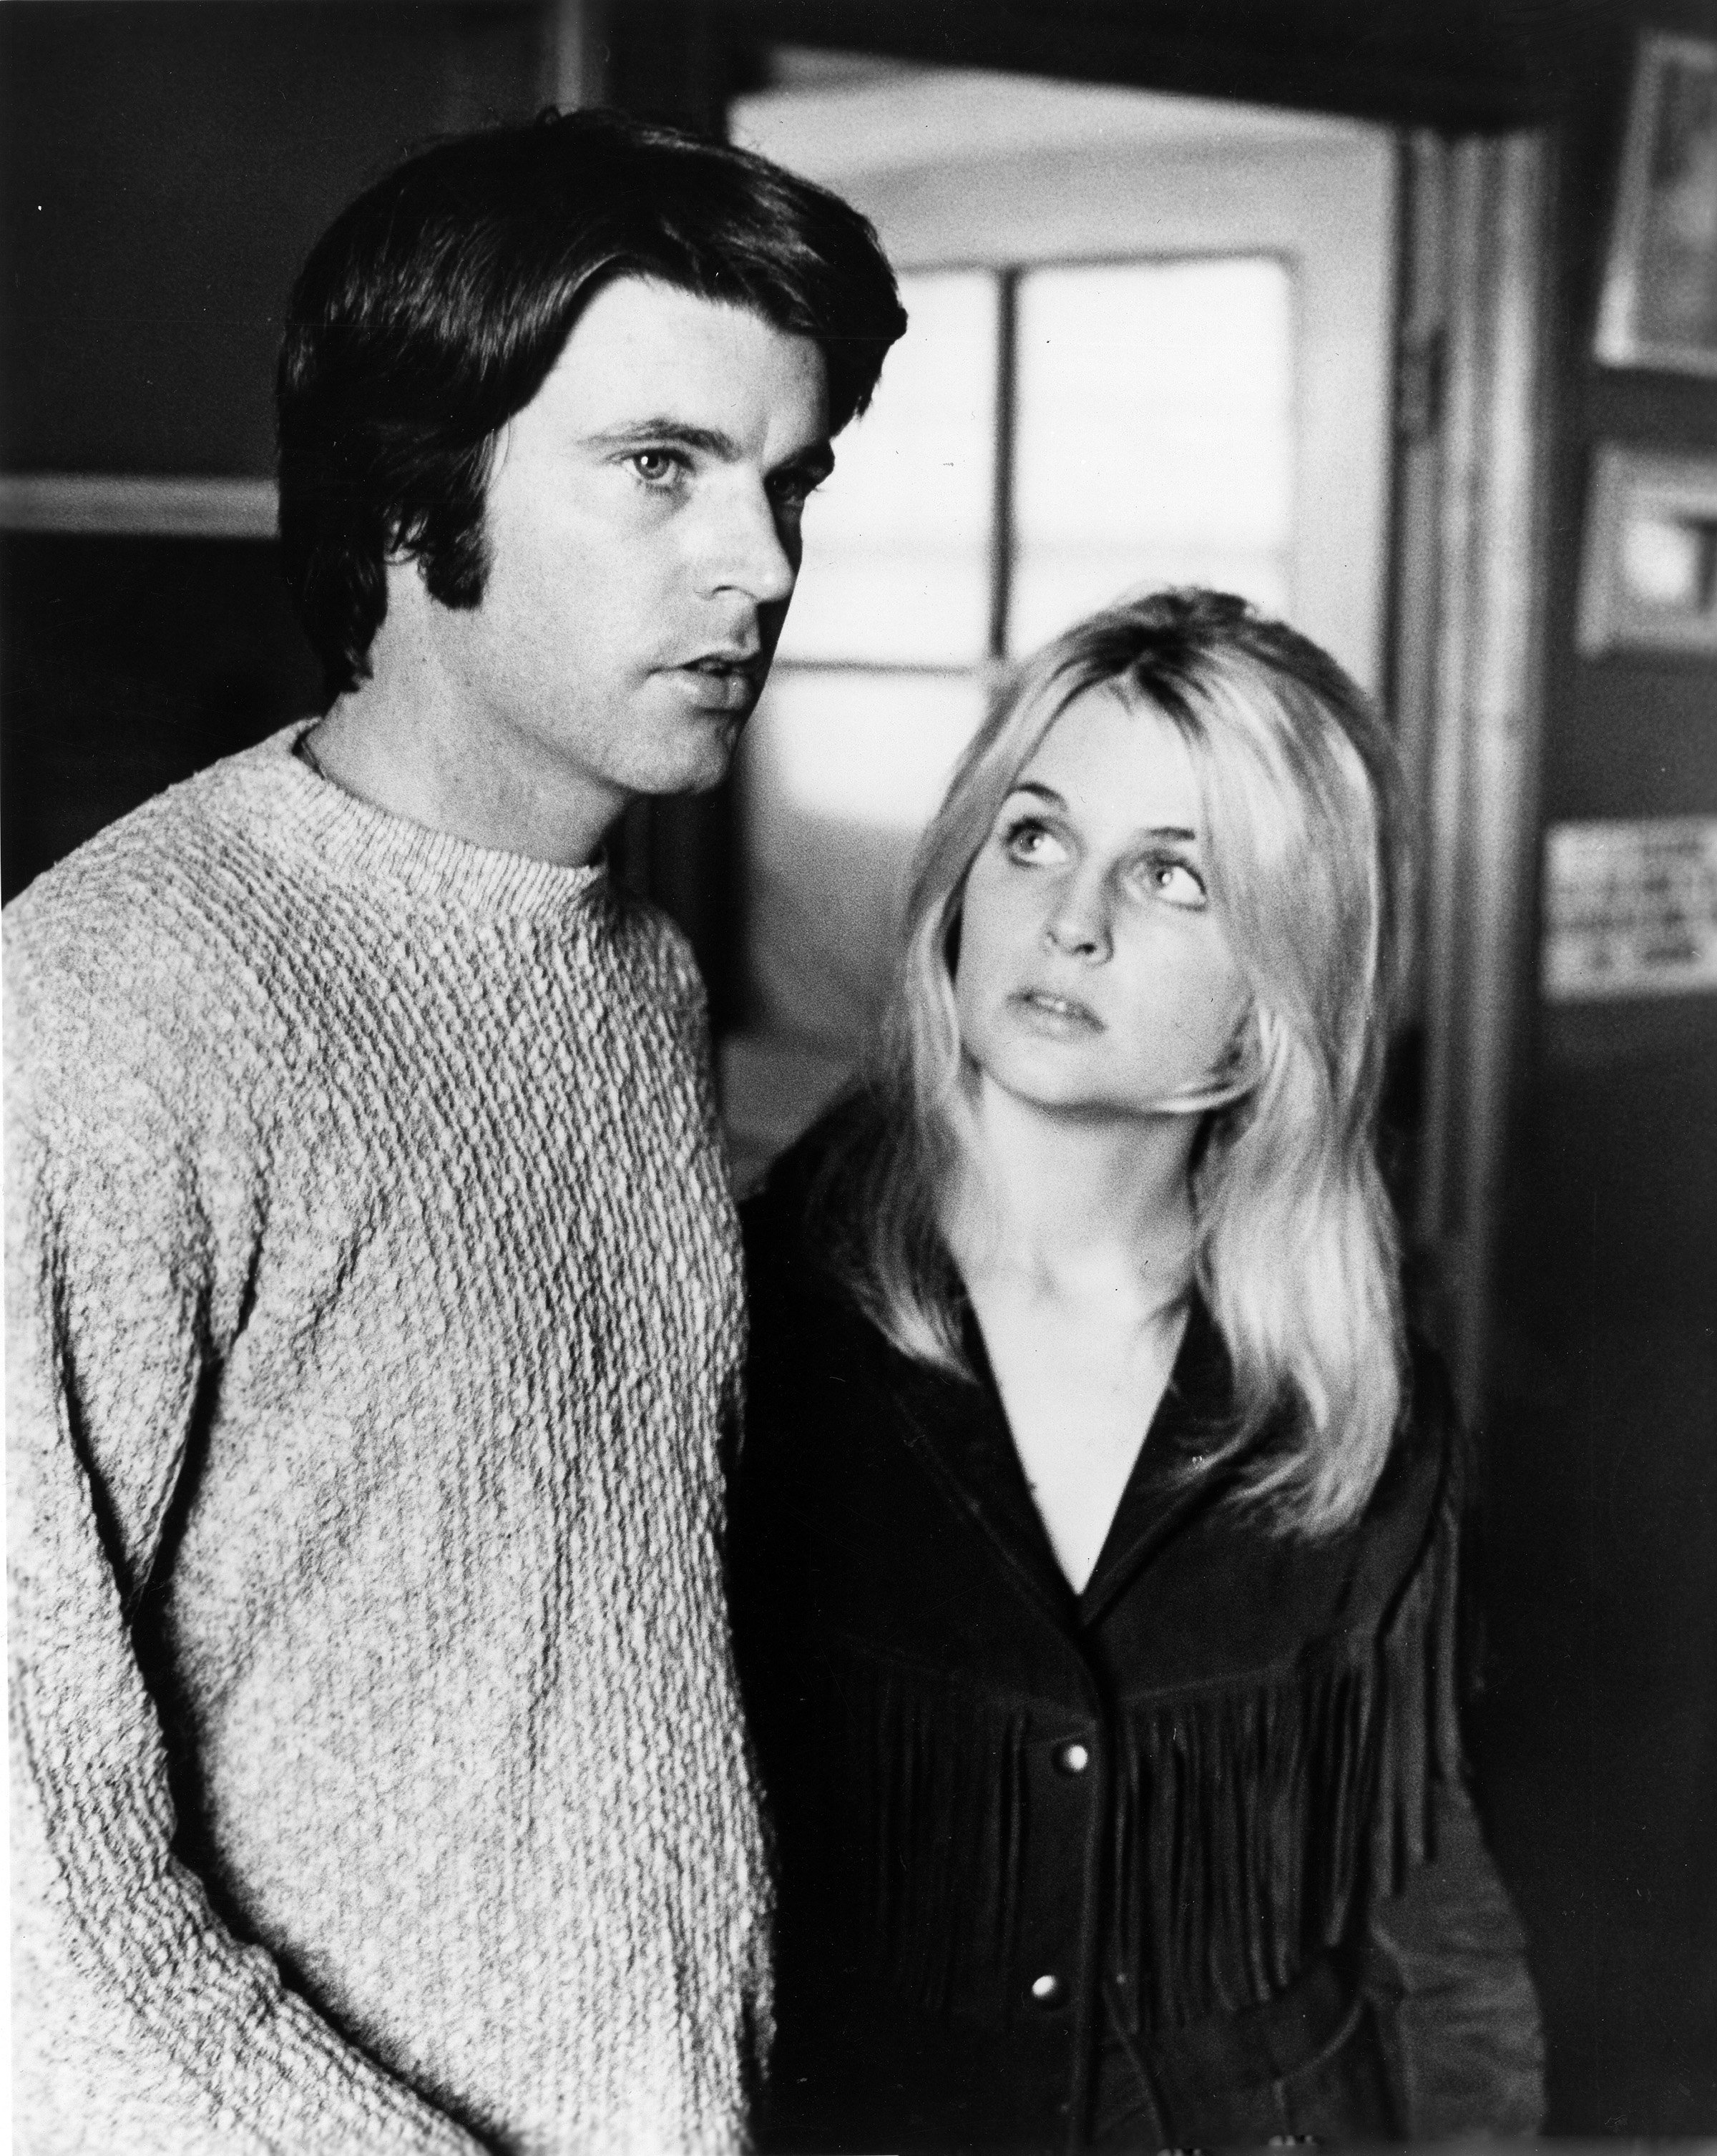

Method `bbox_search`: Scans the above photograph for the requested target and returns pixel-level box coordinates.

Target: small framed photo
[1577,445,1717,656]
[1595,33,1717,375]
[1542,816,1717,1002]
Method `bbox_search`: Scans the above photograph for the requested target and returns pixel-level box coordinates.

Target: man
[6,109,904,2152]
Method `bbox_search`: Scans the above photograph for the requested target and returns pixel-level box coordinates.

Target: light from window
[743,252,1298,1050]
[738,670,987,1039]
[776,269,998,667]
[1009,257,1294,652]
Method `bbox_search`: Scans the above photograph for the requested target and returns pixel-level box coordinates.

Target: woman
[731,590,1544,2151]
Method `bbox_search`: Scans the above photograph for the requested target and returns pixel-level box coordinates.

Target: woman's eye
[1138,858,1208,908]
[1001,818,1068,866]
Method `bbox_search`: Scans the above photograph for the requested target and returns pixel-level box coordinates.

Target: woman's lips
[1011,987,1102,1034]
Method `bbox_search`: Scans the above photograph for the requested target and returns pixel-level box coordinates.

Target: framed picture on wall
[1577,446,1717,655]
[1595,32,1717,375]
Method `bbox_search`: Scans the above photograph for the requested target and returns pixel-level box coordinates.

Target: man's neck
[302,697,615,871]
[304,620,624,869]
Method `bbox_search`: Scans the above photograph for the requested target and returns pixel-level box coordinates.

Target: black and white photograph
[1576,442,1717,653]
[2,3,1713,2150]
[1595,29,1717,373]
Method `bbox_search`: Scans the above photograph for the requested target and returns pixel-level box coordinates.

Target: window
[736,254,1297,1054]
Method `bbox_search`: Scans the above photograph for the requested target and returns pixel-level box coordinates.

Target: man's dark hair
[277,108,908,697]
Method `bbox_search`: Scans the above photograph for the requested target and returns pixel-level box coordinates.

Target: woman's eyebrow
[1005,781,1200,845]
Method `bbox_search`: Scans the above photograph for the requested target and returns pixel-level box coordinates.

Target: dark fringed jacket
[731,1127,1545,2152]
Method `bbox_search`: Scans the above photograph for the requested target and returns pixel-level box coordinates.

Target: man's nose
[1042,876,1111,961]
[703,477,798,607]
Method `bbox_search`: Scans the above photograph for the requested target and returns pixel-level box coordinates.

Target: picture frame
[1541,815,1717,1003]
[1576,444,1717,656]
[1595,32,1717,376]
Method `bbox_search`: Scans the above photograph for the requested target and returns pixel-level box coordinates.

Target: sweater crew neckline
[239,721,613,921]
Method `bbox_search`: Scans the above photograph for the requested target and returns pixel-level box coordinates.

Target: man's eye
[769,471,826,513]
[627,449,685,486]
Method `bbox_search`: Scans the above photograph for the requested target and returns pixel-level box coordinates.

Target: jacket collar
[886,1295,1240,1635]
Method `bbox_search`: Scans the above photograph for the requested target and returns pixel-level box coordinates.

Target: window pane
[776,270,997,667]
[1010,258,1293,652]
[736,667,987,1042]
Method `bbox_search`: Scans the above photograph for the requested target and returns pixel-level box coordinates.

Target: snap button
[1052,1740,1091,1776]
[1029,1972,1064,2007]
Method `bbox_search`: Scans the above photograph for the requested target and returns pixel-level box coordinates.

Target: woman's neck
[948,1074,1200,1315]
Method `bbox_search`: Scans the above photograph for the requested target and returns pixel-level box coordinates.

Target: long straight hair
[821,589,1411,1537]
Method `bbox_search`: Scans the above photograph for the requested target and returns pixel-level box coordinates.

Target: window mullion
[987,267,1020,662]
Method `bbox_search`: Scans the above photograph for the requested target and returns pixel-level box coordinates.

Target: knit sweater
[5,723,769,2155]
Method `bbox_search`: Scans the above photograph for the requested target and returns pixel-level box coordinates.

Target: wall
[1,1,547,479]
[1466,0,1717,2131]
[0,1,546,900]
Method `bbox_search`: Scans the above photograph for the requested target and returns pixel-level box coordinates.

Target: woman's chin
[971,1058,1186,1125]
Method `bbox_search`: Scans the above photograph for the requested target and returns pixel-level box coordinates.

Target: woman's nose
[1042,881,1110,961]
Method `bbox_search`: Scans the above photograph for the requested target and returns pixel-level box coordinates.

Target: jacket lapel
[881,1297,1240,1635]
[886,1323,1080,1632]
[1079,1298,1238,1625]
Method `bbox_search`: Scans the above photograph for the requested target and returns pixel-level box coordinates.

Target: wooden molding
[1407,130,1556,1416]
[0,474,278,540]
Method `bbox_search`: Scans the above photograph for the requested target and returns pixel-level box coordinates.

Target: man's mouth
[671,651,766,710]
[683,649,763,680]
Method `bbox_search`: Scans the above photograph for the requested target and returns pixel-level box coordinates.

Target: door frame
[1386,129,1557,1413]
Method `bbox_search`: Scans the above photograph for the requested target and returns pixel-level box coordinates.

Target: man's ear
[378,524,417,572]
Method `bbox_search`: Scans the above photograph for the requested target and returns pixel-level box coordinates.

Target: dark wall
[716,0,1577,125]
[1467,0,1717,2132]
[0,1,546,476]
[0,0,750,1001]
[0,0,544,903]
[0,536,322,902]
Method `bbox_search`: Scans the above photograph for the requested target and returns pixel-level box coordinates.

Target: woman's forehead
[1009,685,1205,829]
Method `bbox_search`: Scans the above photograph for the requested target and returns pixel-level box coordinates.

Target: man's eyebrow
[584,419,742,457]
[778,440,836,484]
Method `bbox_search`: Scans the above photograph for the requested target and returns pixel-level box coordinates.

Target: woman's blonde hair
[821,588,1412,1537]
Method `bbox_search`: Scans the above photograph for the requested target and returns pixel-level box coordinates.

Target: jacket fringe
[808,1479,1459,2029]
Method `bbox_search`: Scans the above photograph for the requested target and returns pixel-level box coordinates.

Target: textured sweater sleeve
[6,986,485,2156]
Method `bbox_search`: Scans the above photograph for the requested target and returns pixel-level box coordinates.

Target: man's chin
[643,713,748,798]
